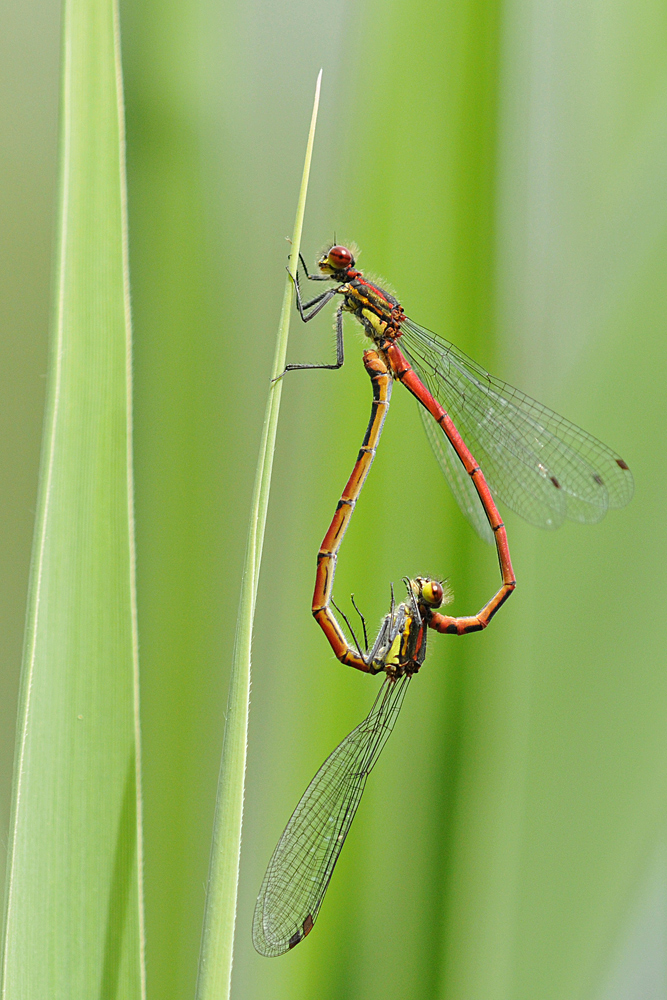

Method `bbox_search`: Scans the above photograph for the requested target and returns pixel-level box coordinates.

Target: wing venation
[253,675,410,957]
[401,318,633,529]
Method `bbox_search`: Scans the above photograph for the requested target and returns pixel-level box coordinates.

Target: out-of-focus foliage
[0,0,144,996]
[1,0,666,998]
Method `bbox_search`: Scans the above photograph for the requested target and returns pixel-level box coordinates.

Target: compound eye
[421,580,444,608]
[328,245,353,269]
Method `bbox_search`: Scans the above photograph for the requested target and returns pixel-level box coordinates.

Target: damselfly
[285,245,634,540]
[252,576,447,957]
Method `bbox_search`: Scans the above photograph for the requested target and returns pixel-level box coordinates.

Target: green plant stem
[195,69,322,1000]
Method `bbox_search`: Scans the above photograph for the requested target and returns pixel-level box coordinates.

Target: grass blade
[0,0,144,996]
[195,69,322,1000]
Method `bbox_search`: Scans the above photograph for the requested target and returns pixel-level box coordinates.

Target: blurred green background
[2,0,666,998]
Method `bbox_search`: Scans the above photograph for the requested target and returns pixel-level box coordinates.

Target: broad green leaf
[1,0,144,996]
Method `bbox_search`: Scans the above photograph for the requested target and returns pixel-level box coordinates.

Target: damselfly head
[319,244,356,274]
[412,577,453,609]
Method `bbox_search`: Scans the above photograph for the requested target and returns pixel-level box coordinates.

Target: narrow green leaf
[0,0,144,996]
[195,70,322,1000]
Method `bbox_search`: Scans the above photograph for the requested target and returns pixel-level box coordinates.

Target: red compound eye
[328,245,353,269]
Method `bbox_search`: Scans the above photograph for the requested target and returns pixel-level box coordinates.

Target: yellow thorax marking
[385,631,403,669]
[384,614,414,670]
[361,308,387,337]
[400,614,414,659]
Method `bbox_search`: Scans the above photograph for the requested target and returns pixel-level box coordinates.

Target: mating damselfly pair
[252,243,633,957]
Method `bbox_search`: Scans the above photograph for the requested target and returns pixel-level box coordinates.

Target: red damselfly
[253,575,448,957]
[284,245,634,541]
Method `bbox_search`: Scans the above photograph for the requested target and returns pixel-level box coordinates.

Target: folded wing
[253,675,411,957]
[402,318,633,530]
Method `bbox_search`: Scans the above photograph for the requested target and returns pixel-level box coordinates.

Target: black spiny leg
[332,597,368,661]
[291,253,332,317]
[288,265,336,320]
[281,302,345,374]
[297,252,330,282]
[350,594,369,654]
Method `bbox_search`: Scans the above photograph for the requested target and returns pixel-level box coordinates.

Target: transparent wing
[419,404,495,544]
[401,317,634,529]
[253,674,410,957]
